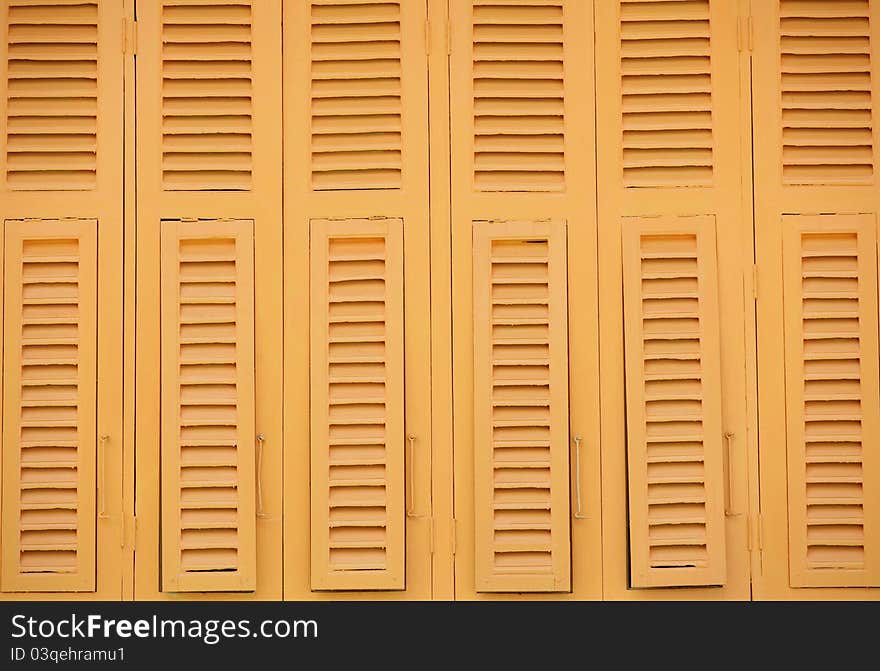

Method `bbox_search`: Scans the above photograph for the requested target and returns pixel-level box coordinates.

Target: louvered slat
[473,1,565,192]
[473,220,570,592]
[779,0,875,185]
[161,2,254,190]
[161,219,256,592]
[620,0,714,187]
[623,216,726,588]
[2,219,97,592]
[4,1,99,190]
[310,1,403,190]
[310,218,405,590]
[783,214,880,587]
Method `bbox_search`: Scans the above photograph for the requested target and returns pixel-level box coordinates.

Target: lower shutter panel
[1,218,97,592]
[160,219,257,592]
[472,220,571,593]
[310,218,406,590]
[623,215,727,588]
[783,214,880,587]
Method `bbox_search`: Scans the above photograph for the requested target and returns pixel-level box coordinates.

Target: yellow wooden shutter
[3,1,99,190]
[622,215,726,588]
[309,0,404,190]
[1,218,97,592]
[160,0,255,191]
[471,0,565,192]
[783,214,880,587]
[160,218,257,592]
[472,220,570,592]
[309,218,405,590]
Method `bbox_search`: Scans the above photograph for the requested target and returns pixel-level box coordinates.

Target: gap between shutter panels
[161,220,256,592]
[472,1,566,192]
[623,218,726,588]
[620,0,715,188]
[2,218,97,592]
[310,1,403,191]
[779,0,875,185]
[4,1,99,191]
[161,1,255,191]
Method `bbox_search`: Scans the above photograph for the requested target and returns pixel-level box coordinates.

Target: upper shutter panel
[623,215,726,588]
[310,218,405,590]
[309,1,403,190]
[783,214,880,587]
[472,1,565,192]
[472,220,571,592]
[620,0,714,188]
[4,1,99,190]
[161,1,254,191]
[1,218,97,592]
[779,0,875,185]
[160,219,257,592]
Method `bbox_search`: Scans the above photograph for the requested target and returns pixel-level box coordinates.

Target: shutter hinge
[736,14,753,53]
[123,17,138,56]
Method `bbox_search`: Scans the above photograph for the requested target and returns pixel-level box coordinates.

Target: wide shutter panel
[4,0,99,190]
[309,218,405,590]
[472,1,565,192]
[622,215,726,588]
[779,0,874,185]
[309,0,403,190]
[1,218,97,592]
[160,218,256,592]
[783,214,880,587]
[619,0,714,187]
[160,1,255,191]
[472,220,570,592]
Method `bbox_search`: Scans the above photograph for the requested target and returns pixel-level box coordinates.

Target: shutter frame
[309,217,406,591]
[1,218,98,592]
[623,215,727,588]
[473,219,571,593]
[160,218,257,592]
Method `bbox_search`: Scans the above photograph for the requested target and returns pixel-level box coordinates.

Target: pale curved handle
[256,433,266,517]
[573,435,585,519]
[99,434,110,519]
[407,434,417,518]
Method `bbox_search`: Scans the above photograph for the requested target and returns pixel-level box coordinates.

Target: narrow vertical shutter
[472,220,570,592]
[1,218,97,592]
[4,1,99,190]
[310,218,405,590]
[160,1,255,191]
[309,0,403,190]
[783,214,880,587]
[160,219,256,592]
[619,0,714,187]
[472,1,565,192]
[778,0,874,185]
[622,215,726,588]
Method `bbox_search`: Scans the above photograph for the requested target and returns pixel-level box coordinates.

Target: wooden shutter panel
[619,0,714,188]
[472,220,570,592]
[160,219,257,592]
[310,218,405,590]
[309,0,403,190]
[472,1,565,192]
[778,0,875,186]
[622,215,726,588]
[1,218,97,592]
[783,214,880,587]
[4,1,99,191]
[160,1,255,191]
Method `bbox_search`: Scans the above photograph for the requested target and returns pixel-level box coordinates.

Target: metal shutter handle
[256,433,266,518]
[724,431,738,517]
[407,434,417,518]
[573,435,585,519]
